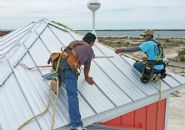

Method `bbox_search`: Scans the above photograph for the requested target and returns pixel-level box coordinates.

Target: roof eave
[55,83,185,130]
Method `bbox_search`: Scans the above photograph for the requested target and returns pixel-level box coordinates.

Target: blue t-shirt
[139,40,164,71]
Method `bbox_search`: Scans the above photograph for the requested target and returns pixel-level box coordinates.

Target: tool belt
[47,49,80,75]
[141,60,166,83]
[146,60,164,66]
[143,60,164,74]
[48,40,90,78]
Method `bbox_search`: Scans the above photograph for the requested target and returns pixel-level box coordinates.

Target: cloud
[0,0,185,29]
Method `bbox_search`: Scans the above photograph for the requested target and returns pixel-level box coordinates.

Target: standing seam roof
[0,19,185,130]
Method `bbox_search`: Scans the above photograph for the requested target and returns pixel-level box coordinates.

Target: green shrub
[178,48,185,62]
[126,41,130,45]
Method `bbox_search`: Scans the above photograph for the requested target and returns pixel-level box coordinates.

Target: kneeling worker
[115,29,166,83]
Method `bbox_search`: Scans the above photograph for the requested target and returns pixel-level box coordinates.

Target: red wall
[102,99,166,130]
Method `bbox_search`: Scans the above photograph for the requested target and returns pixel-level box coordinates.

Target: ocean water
[77,30,185,39]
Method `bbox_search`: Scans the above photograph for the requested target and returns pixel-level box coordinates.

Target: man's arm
[123,47,141,52]
[76,45,95,85]
[84,65,90,80]
[115,47,141,53]
[84,64,94,85]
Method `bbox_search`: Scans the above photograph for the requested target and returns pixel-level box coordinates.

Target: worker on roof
[50,32,96,130]
[115,29,166,83]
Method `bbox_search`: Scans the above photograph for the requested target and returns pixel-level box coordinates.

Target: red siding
[102,99,166,130]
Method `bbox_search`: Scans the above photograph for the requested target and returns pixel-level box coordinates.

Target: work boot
[71,126,87,130]
[160,73,166,79]
[140,75,150,83]
[151,73,160,82]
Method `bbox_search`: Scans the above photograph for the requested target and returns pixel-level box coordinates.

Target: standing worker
[49,33,96,130]
[115,29,166,83]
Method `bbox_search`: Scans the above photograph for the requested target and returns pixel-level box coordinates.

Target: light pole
[87,0,101,36]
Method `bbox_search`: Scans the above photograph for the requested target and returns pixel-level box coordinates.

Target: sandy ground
[99,37,185,130]
[167,67,185,130]
[168,89,185,130]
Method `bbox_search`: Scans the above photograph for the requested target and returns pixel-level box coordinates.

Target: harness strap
[156,44,163,61]
[147,60,164,65]
[71,48,77,58]
[55,56,61,73]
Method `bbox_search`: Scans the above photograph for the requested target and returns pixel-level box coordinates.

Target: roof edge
[55,83,185,130]
[84,83,185,126]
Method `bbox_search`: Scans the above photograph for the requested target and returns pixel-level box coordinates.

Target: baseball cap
[140,29,154,36]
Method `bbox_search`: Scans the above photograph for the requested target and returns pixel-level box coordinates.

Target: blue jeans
[133,61,145,73]
[58,60,83,128]
[133,61,161,73]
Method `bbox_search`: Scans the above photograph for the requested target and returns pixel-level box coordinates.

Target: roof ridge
[0,22,40,62]
[0,22,35,42]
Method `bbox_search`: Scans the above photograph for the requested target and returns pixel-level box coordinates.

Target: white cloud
[0,0,185,29]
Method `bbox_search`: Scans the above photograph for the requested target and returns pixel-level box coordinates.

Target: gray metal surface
[86,124,141,130]
[0,19,185,130]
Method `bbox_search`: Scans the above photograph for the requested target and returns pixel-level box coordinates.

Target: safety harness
[17,41,87,130]
[47,41,84,80]
[140,40,166,83]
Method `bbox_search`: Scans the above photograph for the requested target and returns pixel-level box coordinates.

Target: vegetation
[178,48,185,62]
[165,38,170,43]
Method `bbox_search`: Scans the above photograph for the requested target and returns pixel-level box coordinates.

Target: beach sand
[99,37,185,130]
[167,67,185,130]
[168,88,185,130]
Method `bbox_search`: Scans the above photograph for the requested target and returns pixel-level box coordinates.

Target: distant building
[0,29,11,37]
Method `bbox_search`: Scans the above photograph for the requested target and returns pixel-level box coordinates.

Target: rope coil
[17,57,61,130]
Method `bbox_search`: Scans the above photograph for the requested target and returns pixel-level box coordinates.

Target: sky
[0,0,185,30]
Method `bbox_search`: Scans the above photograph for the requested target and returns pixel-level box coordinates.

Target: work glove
[141,57,147,61]
[51,79,58,93]
[85,76,95,85]
[115,48,123,54]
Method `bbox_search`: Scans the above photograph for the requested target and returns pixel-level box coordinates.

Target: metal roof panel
[0,74,40,130]
[0,19,185,130]
[0,61,12,86]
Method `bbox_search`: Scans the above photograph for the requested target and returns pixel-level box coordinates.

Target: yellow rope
[156,79,162,130]
[120,49,163,130]
[17,57,61,130]
[50,76,60,130]
[121,53,143,62]
[20,63,52,70]
[121,50,163,130]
